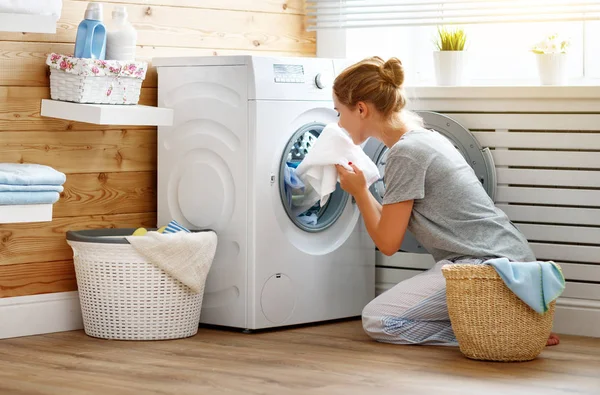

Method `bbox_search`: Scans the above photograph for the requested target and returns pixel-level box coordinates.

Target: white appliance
[153,55,375,331]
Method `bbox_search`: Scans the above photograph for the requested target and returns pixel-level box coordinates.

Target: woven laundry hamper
[45,53,147,104]
[442,264,556,362]
[66,228,211,341]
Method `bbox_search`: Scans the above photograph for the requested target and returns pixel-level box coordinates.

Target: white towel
[0,0,62,17]
[126,231,218,294]
[295,123,380,207]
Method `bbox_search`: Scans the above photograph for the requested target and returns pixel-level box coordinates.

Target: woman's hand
[335,163,367,197]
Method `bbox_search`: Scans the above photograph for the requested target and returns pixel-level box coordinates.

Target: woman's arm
[354,188,412,256]
[369,190,383,214]
[337,163,412,256]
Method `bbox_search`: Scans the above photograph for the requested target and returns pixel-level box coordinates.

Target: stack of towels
[0,163,66,206]
[0,0,63,18]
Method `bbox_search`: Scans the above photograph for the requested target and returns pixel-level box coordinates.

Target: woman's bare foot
[546,333,560,346]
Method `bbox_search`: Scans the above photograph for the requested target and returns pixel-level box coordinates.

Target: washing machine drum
[279,122,350,233]
[366,111,497,254]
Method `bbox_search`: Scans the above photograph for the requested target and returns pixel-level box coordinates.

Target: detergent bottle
[106,6,138,61]
[74,2,107,60]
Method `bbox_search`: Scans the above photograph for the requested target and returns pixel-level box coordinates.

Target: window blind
[306,0,600,30]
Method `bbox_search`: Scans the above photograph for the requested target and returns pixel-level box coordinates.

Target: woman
[332,56,559,347]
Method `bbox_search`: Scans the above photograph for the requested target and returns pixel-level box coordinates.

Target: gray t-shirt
[383,128,536,263]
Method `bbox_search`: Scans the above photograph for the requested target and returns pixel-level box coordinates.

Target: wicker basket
[49,69,143,104]
[442,264,555,362]
[46,53,147,105]
[66,229,207,341]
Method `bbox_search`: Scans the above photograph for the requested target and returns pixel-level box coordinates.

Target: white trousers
[362,257,488,346]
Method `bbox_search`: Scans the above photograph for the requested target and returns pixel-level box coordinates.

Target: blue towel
[0,191,61,205]
[0,163,66,186]
[484,257,565,314]
[283,164,305,208]
[0,184,64,193]
[163,219,191,234]
[298,213,318,226]
[284,164,305,190]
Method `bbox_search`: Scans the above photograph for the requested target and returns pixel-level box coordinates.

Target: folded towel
[0,184,64,193]
[0,0,62,17]
[484,257,566,314]
[295,123,380,208]
[0,163,66,186]
[0,191,60,205]
[126,231,218,294]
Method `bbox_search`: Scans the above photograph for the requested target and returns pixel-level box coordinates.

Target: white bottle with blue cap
[74,2,107,60]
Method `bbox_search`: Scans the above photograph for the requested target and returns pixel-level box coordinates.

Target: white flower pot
[433,51,468,86]
[535,53,568,86]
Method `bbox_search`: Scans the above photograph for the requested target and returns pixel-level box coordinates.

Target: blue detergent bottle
[74,2,107,59]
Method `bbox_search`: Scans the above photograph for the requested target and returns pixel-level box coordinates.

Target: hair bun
[380,57,404,88]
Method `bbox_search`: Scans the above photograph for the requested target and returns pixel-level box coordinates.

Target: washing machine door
[363,111,497,254]
[278,122,350,233]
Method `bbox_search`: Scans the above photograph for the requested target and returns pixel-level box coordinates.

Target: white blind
[306,0,600,30]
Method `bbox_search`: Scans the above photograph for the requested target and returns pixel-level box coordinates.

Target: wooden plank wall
[0,0,314,298]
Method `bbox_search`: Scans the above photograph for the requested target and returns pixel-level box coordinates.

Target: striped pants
[362,257,487,346]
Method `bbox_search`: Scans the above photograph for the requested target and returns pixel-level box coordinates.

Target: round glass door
[279,123,349,233]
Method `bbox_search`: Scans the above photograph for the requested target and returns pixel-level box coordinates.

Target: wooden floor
[1,320,599,395]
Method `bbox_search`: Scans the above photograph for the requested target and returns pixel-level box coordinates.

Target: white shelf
[0,204,53,224]
[0,13,57,33]
[41,99,174,126]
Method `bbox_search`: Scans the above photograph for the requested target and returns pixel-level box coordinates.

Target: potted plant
[433,26,468,86]
[531,33,570,86]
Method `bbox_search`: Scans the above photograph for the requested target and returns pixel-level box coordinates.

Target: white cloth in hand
[295,123,380,207]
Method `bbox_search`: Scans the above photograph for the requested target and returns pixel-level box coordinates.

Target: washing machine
[153,55,375,331]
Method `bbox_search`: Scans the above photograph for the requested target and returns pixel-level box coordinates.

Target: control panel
[273,64,305,84]
[272,63,332,90]
[250,56,336,100]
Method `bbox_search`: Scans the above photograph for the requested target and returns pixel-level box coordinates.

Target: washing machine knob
[315,73,332,89]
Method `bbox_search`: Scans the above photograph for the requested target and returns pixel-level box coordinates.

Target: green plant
[434,26,467,51]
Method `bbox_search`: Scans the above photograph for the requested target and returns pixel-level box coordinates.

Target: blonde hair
[333,56,414,121]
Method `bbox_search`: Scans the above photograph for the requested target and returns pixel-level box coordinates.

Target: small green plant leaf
[434,25,467,51]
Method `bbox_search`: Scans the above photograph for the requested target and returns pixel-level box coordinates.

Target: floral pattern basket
[46,53,148,105]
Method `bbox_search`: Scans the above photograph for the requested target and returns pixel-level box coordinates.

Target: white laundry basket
[66,228,209,341]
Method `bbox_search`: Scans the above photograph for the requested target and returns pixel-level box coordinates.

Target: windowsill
[405,85,600,100]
